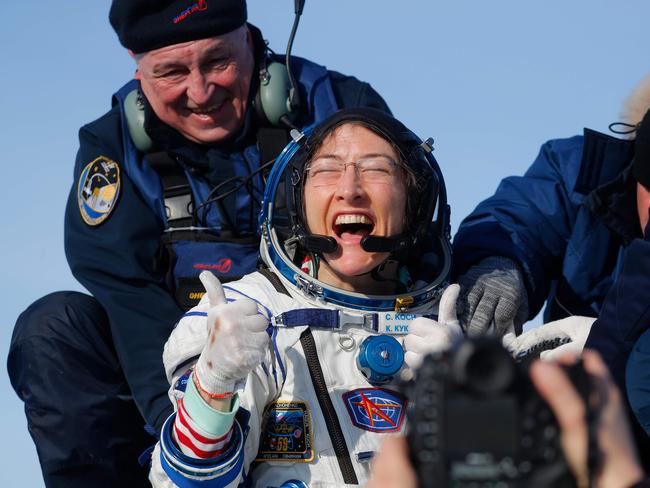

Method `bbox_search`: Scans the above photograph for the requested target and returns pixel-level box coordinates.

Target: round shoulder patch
[77,156,121,226]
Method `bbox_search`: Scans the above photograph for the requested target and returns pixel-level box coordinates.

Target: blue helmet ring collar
[258,112,452,312]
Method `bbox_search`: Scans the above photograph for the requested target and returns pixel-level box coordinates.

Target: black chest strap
[256,127,291,170]
[300,329,359,484]
[147,151,194,229]
[147,127,290,230]
[257,266,291,297]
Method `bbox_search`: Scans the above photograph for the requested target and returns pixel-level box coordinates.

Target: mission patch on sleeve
[77,156,121,226]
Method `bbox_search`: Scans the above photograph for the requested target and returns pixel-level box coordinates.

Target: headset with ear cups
[253,0,305,129]
[124,1,307,149]
[123,55,298,153]
[123,88,154,153]
[253,58,295,128]
[123,52,297,153]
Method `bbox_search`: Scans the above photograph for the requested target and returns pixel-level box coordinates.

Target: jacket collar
[586,165,641,245]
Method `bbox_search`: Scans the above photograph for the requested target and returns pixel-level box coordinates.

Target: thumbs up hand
[403,284,464,370]
[193,271,271,397]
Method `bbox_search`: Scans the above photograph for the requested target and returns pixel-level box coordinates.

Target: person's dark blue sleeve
[586,237,650,391]
[627,328,650,441]
[452,136,586,316]
[328,70,392,114]
[585,235,650,468]
[64,110,181,431]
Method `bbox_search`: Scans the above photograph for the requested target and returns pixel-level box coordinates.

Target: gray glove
[457,256,529,336]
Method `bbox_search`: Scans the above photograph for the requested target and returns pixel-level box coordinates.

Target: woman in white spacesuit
[149,108,459,487]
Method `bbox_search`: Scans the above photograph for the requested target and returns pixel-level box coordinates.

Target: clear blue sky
[2,1,649,485]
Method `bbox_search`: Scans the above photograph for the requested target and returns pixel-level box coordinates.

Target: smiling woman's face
[303,123,407,291]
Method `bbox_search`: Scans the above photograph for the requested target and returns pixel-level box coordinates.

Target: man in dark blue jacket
[7,1,391,486]
[453,110,638,336]
[588,107,650,462]
[500,103,650,381]
[455,84,650,466]
[582,107,650,391]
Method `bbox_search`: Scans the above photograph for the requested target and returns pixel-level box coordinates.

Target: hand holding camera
[369,344,646,488]
[406,336,591,487]
[531,350,644,488]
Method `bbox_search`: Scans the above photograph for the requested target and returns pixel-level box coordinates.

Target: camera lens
[452,338,515,395]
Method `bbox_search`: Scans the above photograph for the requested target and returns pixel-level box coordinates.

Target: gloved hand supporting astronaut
[192,271,596,394]
[457,256,529,336]
[402,276,596,366]
[454,256,599,361]
[503,316,596,361]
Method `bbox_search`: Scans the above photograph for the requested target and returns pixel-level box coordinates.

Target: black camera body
[406,337,594,488]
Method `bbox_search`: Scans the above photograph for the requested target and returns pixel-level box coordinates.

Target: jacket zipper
[300,329,358,484]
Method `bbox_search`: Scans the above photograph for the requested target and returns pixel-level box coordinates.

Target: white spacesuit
[148,108,457,487]
[150,271,456,487]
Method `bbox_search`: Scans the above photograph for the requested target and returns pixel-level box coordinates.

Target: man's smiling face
[134,25,254,144]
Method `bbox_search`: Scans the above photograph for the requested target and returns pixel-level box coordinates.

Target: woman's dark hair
[300,119,420,230]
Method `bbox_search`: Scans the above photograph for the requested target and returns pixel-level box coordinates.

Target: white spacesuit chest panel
[250,321,408,486]
[162,272,422,487]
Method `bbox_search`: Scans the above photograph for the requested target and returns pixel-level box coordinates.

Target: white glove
[403,284,464,370]
[503,316,596,362]
[193,271,270,396]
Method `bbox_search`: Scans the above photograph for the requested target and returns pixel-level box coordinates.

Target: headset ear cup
[257,61,294,127]
[124,89,153,153]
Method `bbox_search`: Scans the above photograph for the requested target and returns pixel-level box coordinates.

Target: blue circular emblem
[357,335,404,385]
[278,480,309,488]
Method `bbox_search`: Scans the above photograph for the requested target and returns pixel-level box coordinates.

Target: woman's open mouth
[332,214,374,241]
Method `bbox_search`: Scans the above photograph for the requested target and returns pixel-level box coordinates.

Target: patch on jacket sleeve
[255,400,313,462]
[77,156,121,226]
[343,388,407,433]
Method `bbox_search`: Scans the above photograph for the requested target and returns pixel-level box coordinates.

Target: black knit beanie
[634,108,650,189]
[109,0,247,53]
